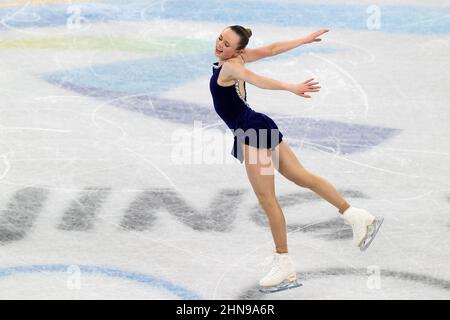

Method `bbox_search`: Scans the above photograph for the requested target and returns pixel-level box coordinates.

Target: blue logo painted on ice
[0,264,202,299]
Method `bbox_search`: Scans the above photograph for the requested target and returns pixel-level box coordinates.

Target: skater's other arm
[224,62,289,90]
[240,29,329,63]
[268,29,329,57]
[224,62,321,98]
[240,45,273,63]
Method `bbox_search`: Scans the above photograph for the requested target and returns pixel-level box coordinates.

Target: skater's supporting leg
[273,141,350,214]
[243,144,288,254]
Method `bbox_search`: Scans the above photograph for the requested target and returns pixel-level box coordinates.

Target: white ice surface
[0,0,450,300]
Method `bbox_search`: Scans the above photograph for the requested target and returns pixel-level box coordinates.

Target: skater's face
[215,28,243,60]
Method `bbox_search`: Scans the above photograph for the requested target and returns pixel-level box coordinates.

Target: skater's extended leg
[272,141,383,250]
[273,141,350,214]
[243,144,287,253]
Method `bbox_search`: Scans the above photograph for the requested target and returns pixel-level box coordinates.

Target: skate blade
[259,279,302,294]
[359,217,384,251]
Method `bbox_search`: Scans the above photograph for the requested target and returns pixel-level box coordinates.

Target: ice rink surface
[0,0,449,299]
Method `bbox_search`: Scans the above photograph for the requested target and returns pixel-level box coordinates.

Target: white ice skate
[342,206,384,251]
[259,252,302,293]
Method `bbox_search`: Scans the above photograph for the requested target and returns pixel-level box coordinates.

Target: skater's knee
[255,191,277,207]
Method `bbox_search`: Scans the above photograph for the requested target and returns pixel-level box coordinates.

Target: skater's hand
[302,29,329,44]
[289,78,321,98]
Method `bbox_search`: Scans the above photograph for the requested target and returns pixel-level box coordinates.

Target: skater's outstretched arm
[223,62,321,98]
[240,45,274,63]
[271,29,329,56]
[244,29,329,60]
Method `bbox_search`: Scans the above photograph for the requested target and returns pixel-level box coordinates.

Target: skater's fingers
[303,78,314,84]
[316,29,329,35]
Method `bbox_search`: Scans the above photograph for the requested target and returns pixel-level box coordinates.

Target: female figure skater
[209,25,383,293]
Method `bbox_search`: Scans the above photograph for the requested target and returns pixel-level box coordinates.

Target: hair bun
[245,28,252,38]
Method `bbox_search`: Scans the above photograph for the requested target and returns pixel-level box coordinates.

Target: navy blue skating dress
[209,61,283,163]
